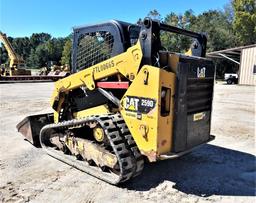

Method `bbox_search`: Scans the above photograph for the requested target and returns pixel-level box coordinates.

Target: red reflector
[96,81,129,89]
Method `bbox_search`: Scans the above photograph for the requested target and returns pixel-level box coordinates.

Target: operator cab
[72,21,140,73]
[72,18,206,74]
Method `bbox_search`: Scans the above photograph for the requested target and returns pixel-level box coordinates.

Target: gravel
[0,82,255,203]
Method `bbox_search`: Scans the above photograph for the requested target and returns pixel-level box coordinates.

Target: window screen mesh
[76,31,114,70]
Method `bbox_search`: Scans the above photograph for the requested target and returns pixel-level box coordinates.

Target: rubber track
[39,114,140,184]
[111,113,144,178]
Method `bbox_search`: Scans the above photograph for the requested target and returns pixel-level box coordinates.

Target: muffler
[16,113,53,147]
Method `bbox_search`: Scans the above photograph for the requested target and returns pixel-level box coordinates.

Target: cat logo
[197,67,206,78]
[123,96,156,114]
[125,97,139,111]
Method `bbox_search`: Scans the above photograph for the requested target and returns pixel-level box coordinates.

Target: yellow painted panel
[157,70,176,154]
[120,65,176,161]
[73,105,109,119]
[50,41,143,108]
[51,42,143,122]
[168,54,179,73]
[120,65,160,161]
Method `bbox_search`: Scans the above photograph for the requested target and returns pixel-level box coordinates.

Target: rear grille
[187,78,213,114]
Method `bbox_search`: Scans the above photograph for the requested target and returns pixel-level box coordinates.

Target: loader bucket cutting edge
[16,113,53,147]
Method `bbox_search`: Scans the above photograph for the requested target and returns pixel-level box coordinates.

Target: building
[207,44,256,85]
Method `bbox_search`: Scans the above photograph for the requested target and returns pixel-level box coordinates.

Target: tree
[0,32,71,68]
[190,10,236,51]
[0,43,8,64]
[61,38,72,65]
[11,37,31,61]
[75,34,112,69]
[232,0,256,45]
[161,10,196,52]
[147,9,162,21]
[30,33,51,49]
[27,48,39,68]
[46,37,66,63]
[27,44,48,68]
[224,2,235,24]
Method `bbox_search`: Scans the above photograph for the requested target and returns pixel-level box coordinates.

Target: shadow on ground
[123,144,256,197]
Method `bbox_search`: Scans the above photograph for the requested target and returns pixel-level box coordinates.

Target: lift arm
[50,41,143,122]
[0,32,25,68]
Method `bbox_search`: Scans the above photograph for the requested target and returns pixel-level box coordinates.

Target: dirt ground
[0,82,255,203]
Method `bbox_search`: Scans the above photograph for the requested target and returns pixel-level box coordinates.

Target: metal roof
[207,44,256,65]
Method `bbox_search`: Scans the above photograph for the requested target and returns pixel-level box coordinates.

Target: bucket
[16,113,53,147]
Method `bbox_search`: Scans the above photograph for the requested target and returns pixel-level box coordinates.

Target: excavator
[0,32,31,76]
[17,18,215,184]
[0,32,69,82]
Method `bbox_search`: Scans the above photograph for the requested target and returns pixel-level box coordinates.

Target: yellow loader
[17,18,215,184]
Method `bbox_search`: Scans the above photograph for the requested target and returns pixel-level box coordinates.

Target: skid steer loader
[17,18,215,184]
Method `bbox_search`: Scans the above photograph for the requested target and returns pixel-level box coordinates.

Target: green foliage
[145,1,255,53]
[26,37,66,68]
[159,9,237,53]
[232,0,256,45]
[161,10,195,52]
[30,33,51,49]
[11,37,31,61]
[61,38,72,65]
[140,3,254,79]
[27,48,38,68]
[147,9,162,21]
[0,45,8,64]
[27,44,48,68]
[0,33,69,68]
[76,33,113,70]
[1,1,255,70]
[46,38,66,62]
[190,10,236,52]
